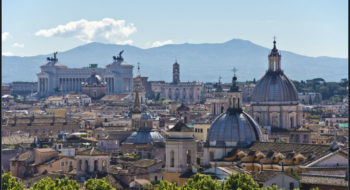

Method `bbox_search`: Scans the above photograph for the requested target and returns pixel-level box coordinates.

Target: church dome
[251,39,298,104]
[251,72,298,103]
[206,109,262,148]
[123,131,165,145]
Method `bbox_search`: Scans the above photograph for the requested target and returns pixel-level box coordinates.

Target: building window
[289,182,294,190]
[94,160,98,171]
[85,160,89,172]
[102,160,107,172]
[50,164,53,168]
[78,160,82,171]
[210,151,214,161]
[170,150,175,167]
[69,161,73,166]
[186,150,191,168]
[61,161,65,167]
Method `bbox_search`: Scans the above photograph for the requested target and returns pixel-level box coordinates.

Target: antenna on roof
[137,62,141,76]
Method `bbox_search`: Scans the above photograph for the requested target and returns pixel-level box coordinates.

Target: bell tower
[172,60,180,84]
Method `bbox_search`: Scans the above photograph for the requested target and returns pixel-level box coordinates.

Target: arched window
[221,106,224,113]
[168,89,172,99]
[102,160,107,172]
[78,160,82,171]
[237,98,240,108]
[175,88,180,100]
[289,182,294,190]
[186,150,191,168]
[290,117,294,128]
[232,98,236,108]
[94,160,98,171]
[272,115,278,128]
[85,160,89,172]
[170,150,175,167]
[210,151,214,161]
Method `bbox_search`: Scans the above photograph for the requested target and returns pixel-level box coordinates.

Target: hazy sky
[2,0,348,58]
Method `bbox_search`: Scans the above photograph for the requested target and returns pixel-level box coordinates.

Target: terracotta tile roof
[10,151,34,162]
[253,171,299,183]
[76,147,109,156]
[36,148,56,153]
[133,159,160,168]
[300,174,348,187]
[169,121,193,132]
[2,136,34,145]
[245,142,334,166]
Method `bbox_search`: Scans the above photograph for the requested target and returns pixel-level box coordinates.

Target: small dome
[251,72,298,103]
[123,131,165,144]
[206,109,262,148]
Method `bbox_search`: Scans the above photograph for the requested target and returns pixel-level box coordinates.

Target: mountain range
[2,39,348,83]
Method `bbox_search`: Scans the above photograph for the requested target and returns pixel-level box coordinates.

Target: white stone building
[76,147,110,176]
[37,51,133,97]
[151,61,205,104]
[164,121,197,174]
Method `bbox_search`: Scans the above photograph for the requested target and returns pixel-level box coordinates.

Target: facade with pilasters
[37,52,133,97]
[151,61,205,104]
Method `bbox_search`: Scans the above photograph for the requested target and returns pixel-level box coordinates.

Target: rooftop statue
[113,50,124,62]
[46,52,58,62]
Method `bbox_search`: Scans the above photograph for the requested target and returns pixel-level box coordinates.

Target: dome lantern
[268,37,282,72]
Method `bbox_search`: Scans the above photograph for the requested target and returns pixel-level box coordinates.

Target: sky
[2,0,348,58]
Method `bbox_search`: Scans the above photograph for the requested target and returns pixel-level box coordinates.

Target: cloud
[2,32,11,41]
[151,40,174,47]
[35,18,136,44]
[2,52,13,56]
[116,40,134,45]
[12,43,24,48]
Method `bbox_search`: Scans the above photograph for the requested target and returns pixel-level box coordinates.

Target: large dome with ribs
[251,71,298,103]
[206,109,262,148]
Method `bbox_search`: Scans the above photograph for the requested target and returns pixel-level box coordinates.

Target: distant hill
[2,39,348,83]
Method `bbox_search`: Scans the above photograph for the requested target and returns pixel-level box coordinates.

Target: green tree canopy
[222,173,259,190]
[30,177,80,190]
[84,178,116,190]
[153,180,179,190]
[2,172,24,190]
[182,173,221,190]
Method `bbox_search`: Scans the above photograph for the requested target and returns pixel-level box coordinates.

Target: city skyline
[2,0,348,58]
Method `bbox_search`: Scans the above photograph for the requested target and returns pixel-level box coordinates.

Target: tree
[2,172,24,190]
[182,173,221,190]
[84,178,115,190]
[222,173,259,190]
[30,177,80,190]
[153,180,179,190]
